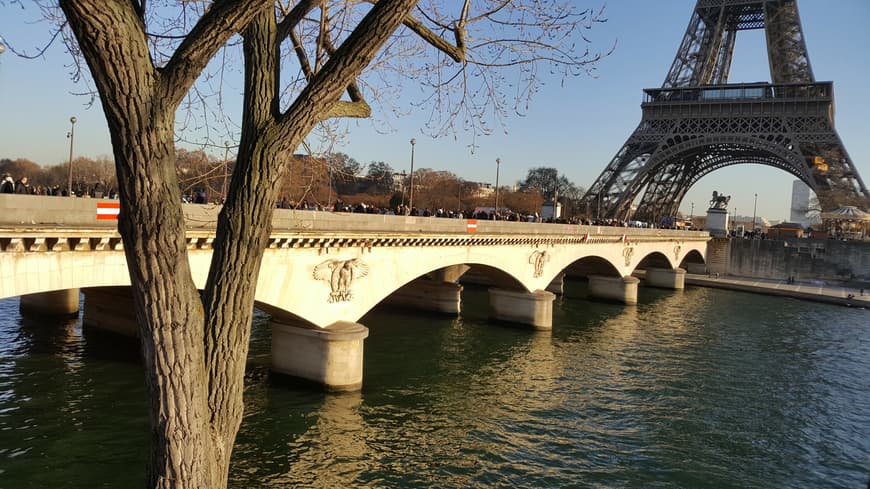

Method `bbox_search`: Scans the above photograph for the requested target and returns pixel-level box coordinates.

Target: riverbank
[685,273,869,308]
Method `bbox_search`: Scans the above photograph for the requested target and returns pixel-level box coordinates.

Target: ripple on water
[1,289,869,488]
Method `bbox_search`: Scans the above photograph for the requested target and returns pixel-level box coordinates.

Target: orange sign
[466,219,478,233]
[96,201,120,220]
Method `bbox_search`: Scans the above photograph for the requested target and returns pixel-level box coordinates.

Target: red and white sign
[96,201,121,220]
[466,219,478,233]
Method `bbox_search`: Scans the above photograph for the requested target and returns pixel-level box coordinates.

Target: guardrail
[642,81,833,104]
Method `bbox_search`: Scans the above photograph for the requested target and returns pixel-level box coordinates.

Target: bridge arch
[633,251,674,272]
[561,255,623,280]
[617,134,813,221]
[679,249,706,270]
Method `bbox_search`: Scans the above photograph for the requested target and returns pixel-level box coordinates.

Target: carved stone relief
[622,246,634,266]
[529,250,550,278]
[313,258,369,303]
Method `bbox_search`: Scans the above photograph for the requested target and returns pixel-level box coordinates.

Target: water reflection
[1,286,869,488]
[0,299,147,488]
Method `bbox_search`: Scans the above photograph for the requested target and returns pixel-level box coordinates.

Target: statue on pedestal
[709,191,731,210]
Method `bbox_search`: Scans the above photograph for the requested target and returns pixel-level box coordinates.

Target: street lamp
[597,192,602,221]
[399,171,407,208]
[752,193,758,233]
[327,157,333,210]
[67,116,77,197]
[494,157,501,216]
[407,138,416,214]
[222,141,230,203]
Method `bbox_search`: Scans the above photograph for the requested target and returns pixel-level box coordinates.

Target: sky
[1,1,868,222]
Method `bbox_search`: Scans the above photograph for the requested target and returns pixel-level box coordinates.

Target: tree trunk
[59,1,420,488]
[58,2,263,487]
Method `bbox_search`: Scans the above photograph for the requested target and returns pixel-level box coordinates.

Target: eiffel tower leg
[583,122,665,220]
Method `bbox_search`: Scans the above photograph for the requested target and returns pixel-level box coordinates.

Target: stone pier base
[588,275,639,305]
[645,267,686,290]
[488,288,555,330]
[82,287,138,337]
[19,289,80,317]
[383,279,462,314]
[271,319,369,391]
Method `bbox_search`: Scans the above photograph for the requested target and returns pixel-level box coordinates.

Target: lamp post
[457,179,462,214]
[494,157,501,216]
[222,141,230,203]
[690,202,694,221]
[407,138,416,214]
[399,171,407,208]
[67,116,77,197]
[597,192,602,221]
[752,193,758,233]
[327,157,333,210]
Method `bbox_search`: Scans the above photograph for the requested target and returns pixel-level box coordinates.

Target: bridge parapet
[1,195,708,252]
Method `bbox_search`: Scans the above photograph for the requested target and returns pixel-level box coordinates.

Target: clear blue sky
[1,1,868,221]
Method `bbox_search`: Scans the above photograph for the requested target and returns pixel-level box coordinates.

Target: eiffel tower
[583,0,870,222]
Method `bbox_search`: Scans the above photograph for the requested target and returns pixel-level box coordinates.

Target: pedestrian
[14,176,30,194]
[0,173,14,193]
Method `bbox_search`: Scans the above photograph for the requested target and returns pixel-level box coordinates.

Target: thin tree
[13,1,610,487]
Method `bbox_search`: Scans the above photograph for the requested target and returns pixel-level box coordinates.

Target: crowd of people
[1,173,115,198]
[268,198,666,228]
[3,177,676,230]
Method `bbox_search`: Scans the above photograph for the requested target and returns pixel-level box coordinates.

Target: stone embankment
[685,273,869,308]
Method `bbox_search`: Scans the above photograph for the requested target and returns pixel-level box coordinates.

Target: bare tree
[13,1,609,487]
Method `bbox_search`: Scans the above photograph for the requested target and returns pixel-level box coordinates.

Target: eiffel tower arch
[583,0,870,222]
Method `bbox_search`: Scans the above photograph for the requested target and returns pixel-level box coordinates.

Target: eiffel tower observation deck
[583,0,870,222]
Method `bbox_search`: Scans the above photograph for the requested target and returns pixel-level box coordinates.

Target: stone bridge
[0,195,709,389]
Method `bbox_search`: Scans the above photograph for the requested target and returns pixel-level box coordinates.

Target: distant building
[789,180,820,226]
[767,222,805,239]
[542,201,561,220]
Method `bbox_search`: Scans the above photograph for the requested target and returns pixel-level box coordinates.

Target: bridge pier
[488,288,555,330]
[644,267,686,290]
[382,278,463,314]
[546,273,566,295]
[588,275,639,305]
[427,264,470,283]
[270,319,369,391]
[19,289,80,317]
[82,287,138,337]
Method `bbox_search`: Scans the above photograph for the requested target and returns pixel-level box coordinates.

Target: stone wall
[729,238,870,284]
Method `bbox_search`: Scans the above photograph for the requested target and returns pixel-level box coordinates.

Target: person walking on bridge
[14,176,30,194]
[0,174,14,193]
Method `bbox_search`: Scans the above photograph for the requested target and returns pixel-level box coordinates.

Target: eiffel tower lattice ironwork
[583,0,870,222]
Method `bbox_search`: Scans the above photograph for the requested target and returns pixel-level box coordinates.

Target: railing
[643,82,833,104]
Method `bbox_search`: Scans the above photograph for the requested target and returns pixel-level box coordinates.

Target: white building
[789,180,820,226]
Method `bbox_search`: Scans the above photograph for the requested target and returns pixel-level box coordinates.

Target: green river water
[0,283,868,488]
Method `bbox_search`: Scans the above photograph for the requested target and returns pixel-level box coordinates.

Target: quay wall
[728,238,870,285]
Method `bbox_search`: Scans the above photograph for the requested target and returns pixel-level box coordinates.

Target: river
[0,283,868,488]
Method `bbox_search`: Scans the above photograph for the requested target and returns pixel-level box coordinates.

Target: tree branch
[241,6,279,136]
[276,0,321,44]
[161,0,270,107]
[320,34,370,119]
[402,8,466,63]
[275,0,418,140]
